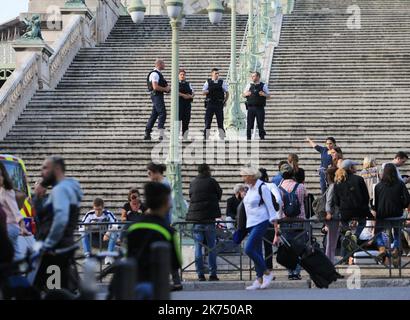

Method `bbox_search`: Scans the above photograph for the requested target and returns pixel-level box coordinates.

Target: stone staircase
[2,0,410,217]
[0,14,248,215]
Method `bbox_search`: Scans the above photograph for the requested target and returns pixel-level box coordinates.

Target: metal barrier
[173,218,410,281]
[72,218,410,282]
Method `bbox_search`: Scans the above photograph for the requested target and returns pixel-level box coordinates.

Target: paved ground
[171,286,410,300]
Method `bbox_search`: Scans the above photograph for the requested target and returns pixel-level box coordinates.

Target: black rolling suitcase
[277,235,341,289]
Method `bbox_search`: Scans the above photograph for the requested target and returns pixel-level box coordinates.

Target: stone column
[12,39,54,89]
[61,2,94,48]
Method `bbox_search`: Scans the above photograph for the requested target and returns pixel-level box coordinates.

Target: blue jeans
[7,223,24,261]
[319,168,327,194]
[245,220,269,278]
[375,218,402,250]
[193,223,217,277]
[82,231,119,255]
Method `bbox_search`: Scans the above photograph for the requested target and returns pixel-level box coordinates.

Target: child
[127,182,182,293]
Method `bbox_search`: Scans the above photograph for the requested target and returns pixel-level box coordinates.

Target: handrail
[49,15,83,86]
[0,52,39,139]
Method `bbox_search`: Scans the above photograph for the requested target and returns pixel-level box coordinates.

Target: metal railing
[173,218,410,281]
[70,217,410,282]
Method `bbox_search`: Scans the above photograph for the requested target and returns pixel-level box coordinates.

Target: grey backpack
[312,194,327,221]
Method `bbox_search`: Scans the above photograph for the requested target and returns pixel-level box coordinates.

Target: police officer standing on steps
[202,68,229,140]
[243,71,270,140]
[178,69,194,139]
[144,59,171,141]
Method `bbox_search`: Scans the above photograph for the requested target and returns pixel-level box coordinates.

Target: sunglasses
[131,195,139,200]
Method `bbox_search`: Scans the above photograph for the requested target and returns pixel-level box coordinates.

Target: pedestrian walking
[202,68,229,140]
[186,164,222,281]
[243,71,270,140]
[33,156,83,292]
[240,166,279,290]
[144,59,171,141]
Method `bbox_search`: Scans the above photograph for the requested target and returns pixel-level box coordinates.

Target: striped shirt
[80,209,116,232]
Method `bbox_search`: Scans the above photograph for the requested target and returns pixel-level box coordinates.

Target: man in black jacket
[186,164,222,281]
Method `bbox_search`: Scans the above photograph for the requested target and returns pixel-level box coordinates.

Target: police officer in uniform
[243,71,270,140]
[144,59,170,141]
[202,68,229,140]
[178,69,194,139]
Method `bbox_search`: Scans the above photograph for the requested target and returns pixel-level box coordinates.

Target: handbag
[233,201,248,244]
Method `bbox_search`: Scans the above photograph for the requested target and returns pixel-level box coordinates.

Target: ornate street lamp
[224,0,246,138]
[165,0,184,19]
[128,0,146,24]
[164,0,188,222]
[207,0,224,25]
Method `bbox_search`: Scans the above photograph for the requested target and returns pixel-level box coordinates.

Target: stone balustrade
[0,0,123,140]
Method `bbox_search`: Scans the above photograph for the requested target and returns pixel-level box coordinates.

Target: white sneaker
[407,252,410,257]
[260,272,275,289]
[246,279,262,290]
[105,256,115,265]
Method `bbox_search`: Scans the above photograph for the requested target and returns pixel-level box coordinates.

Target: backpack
[312,194,327,221]
[258,183,280,212]
[279,183,301,217]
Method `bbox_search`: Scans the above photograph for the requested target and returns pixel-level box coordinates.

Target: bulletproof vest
[37,203,80,249]
[206,79,225,106]
[179,81,193,107]
[246,82,266,107]
[146,70,168,95]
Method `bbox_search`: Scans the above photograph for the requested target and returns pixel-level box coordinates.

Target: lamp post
[164,0,187,222]
[128,1,223,222]
[224,0,246,138]
[127,0,146,23]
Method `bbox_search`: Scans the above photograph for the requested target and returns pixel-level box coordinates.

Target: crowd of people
[1,137,410,297]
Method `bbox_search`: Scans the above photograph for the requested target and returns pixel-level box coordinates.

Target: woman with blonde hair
[359,156,379,204]
[334,160,371,260]
[240,166,280,290]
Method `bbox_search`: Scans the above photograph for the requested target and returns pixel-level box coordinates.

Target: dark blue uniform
[204,79,225,140]
[179,80,193,137]
[246,82,267,140]
[145,70,168,139]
